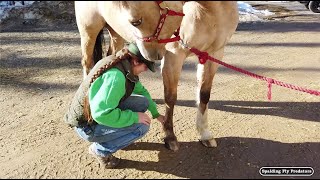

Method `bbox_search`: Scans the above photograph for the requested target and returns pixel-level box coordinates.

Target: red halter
[134,1,184,43]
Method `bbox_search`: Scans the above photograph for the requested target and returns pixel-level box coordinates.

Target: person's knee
[75,127,95,142]
[138,123,150,136]
[137,97,149,112]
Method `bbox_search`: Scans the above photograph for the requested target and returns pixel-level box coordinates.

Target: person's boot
[88,145,120,168]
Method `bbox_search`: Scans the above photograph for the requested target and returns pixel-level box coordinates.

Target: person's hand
[156,115,165,126]
[138,112,151,125]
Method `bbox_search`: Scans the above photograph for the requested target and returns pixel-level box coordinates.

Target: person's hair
[83,48,138,124]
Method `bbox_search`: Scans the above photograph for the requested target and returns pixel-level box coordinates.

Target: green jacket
[89,68,160,128]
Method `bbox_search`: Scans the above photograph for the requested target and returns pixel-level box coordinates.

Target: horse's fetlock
[164,136,179,151]
[164,135,177,142]
[200,90,210,104]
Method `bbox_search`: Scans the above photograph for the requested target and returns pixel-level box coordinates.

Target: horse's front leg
[196,50,223,148]
[106,24,125,56]
[161,49,186,151]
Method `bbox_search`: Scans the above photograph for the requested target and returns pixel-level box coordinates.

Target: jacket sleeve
[89,69,139,128]
[133,81,160,119]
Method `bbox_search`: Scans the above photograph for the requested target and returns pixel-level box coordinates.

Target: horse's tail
[93,29,106,64]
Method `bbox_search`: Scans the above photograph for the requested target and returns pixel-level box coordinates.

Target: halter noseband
[134,1,184,43]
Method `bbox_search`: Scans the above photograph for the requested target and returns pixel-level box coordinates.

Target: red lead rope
[189,47,320,100]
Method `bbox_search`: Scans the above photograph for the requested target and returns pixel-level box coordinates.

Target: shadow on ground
[237,21,320,32]
[120,137,319,179]
[154,99,320,123]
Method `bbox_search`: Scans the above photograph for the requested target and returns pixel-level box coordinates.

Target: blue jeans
[75,94,150,157]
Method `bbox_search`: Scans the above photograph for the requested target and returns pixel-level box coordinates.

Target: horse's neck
[180,2,213,33]
[184,2,216,21]
[177,1,238,52]
[184,1,238,23]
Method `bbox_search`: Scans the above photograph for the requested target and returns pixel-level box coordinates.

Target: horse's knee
[164,91,177,105]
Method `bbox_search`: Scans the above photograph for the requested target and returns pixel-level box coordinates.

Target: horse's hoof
[200,138,217,148]
[164,137,179,151]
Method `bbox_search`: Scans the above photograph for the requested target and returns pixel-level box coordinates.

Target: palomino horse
[75,1,239,151]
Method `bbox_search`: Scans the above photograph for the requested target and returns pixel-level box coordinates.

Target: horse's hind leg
[196,49,224,148]
[76,12,105,78]
[79,26,105,77]
[161,49,186,151]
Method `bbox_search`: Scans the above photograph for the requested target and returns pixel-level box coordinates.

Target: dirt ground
[0,1,319,179]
